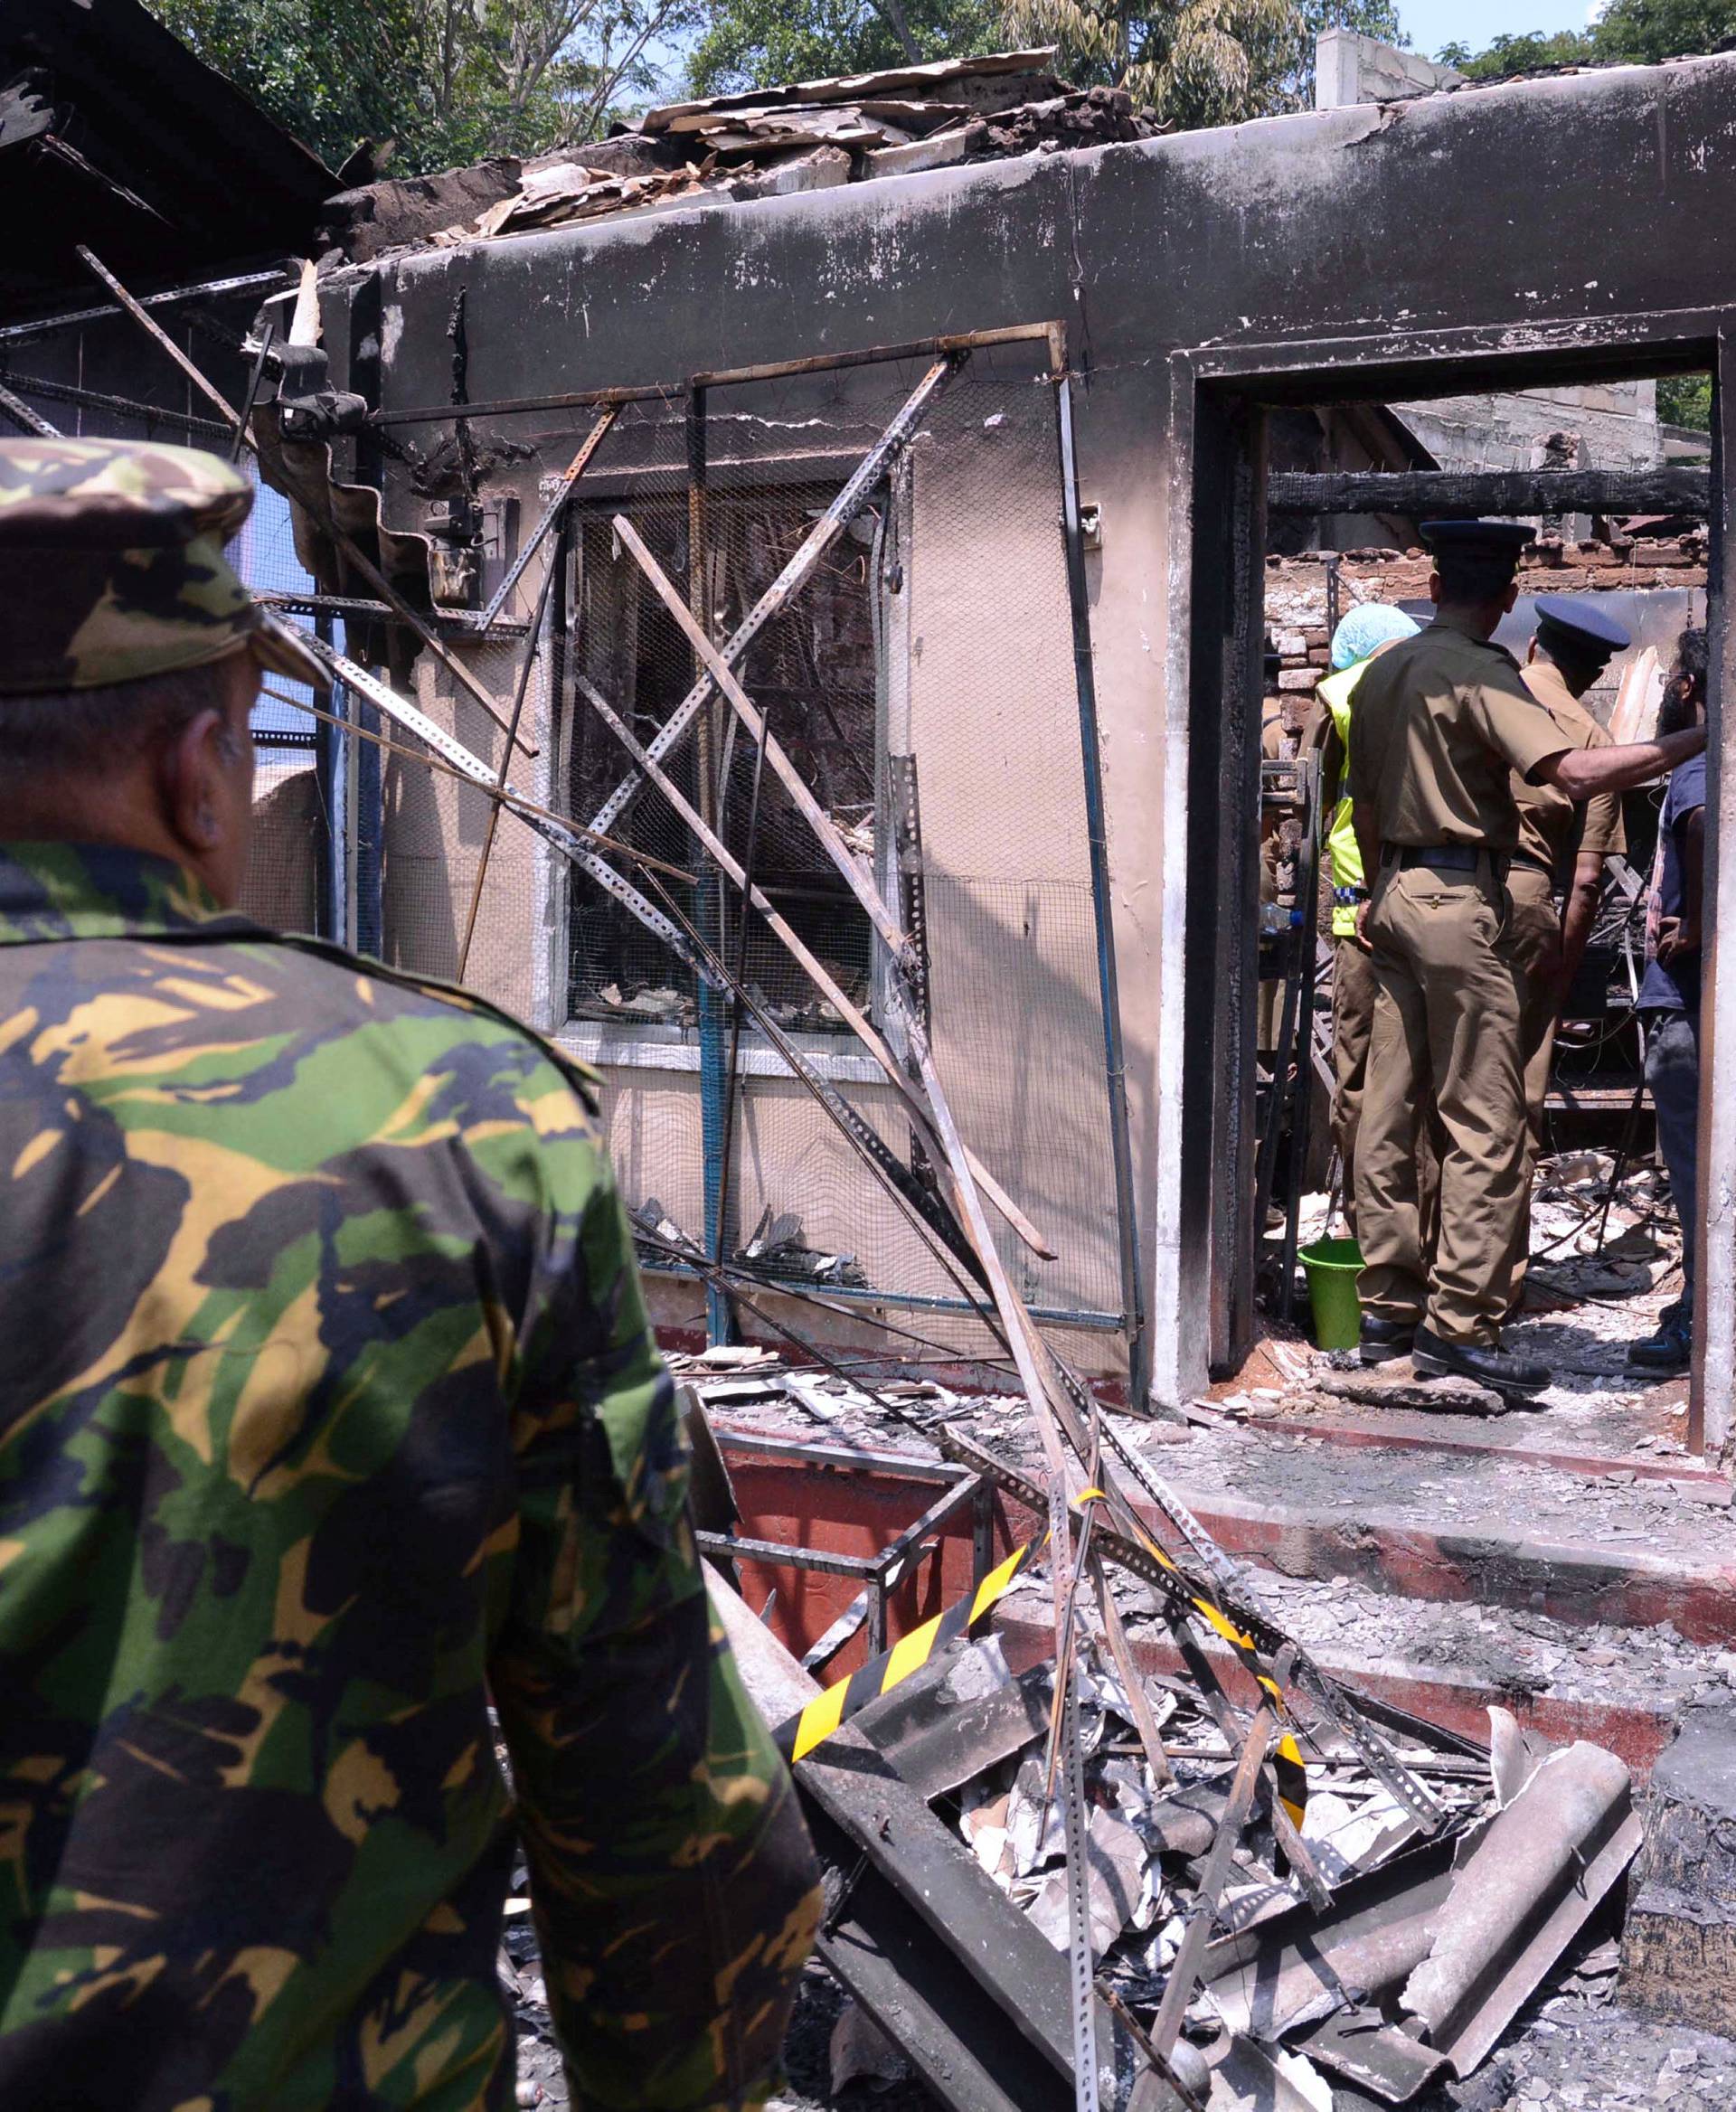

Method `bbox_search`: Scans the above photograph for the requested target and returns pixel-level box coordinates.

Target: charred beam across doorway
[1268,466,1711,517]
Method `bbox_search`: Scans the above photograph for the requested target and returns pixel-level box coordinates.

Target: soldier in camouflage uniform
[0,438,821,2109]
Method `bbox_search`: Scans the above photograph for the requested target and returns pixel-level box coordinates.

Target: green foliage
[999,0,1401,127]
[1657,372,1712,432]
[145,0,693,172]
[686,0,997,98]
[1439,0,1736,80]
[1596,0,1736,63]
[1436,29,1594,78]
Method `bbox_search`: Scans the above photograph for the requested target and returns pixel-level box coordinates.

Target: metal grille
[5,297,1136,1348]
[304,344,1129,1333]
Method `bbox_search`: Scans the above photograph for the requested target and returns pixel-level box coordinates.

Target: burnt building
[9,14,1732,1442]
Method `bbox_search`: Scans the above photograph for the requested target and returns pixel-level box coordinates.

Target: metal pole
[230,323,275,467]
[0,381,60,438]
[355,677,383,957]
[714,705,770,1279]
[688,383,731,1344]
[1278,751,1322,1319]
[313,614,344,944]
[1055,371,1148,1408]
[0,264,291,345]
[340,664,359,953]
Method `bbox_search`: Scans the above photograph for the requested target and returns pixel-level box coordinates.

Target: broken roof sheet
[639,47,1060,130]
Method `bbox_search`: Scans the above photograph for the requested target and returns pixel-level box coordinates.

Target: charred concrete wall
[314,52,1736,1397]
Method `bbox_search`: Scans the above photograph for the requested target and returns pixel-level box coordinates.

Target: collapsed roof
[0,0,334,316]
[316,50,1165,266]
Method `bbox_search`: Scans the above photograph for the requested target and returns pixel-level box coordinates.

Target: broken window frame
[561,469,893,1053]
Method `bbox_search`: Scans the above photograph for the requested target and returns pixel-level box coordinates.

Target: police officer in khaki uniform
[1349,523,1705,1392]
[1504,596,1631,1308]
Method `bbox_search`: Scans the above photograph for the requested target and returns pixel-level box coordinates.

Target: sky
[1398,0,1600,61]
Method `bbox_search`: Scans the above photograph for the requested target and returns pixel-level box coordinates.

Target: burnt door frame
[1154,311,1729,1445]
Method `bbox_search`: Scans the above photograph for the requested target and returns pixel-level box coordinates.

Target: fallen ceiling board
[1289,2007,1449,2105]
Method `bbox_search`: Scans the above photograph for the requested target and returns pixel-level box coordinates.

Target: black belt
[1508,851,1556,879]
[1384,844,1489,874]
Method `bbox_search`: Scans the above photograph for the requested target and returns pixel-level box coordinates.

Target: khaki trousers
[1354,861,1528,1344]
[1335,933,1442,1247]
[1501,864,1564,1307]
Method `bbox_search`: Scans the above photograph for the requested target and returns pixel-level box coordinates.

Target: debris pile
[947,1638,1638,2107]
[316,51,1165,263]
[497,1388,1660,2110]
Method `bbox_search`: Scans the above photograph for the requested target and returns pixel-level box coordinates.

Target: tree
[686,0,997,98]
[1595,0,1736,63]
[146,0,695,173]
[997,0,1400,127]
[1435,30,1595,79]
[1657,373,1712,432]
[1438,0,1736,80]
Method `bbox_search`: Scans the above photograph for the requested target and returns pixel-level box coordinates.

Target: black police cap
[1533,593,1630,661]
[1419,520,1535,557]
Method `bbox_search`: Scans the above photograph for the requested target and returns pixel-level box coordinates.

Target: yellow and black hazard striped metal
[778,1535,1042,1763]
[1069,1485,1310,1830]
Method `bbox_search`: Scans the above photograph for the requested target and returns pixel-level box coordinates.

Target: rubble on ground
[513,1136,1725,2107]
[499,1579,1734,2110]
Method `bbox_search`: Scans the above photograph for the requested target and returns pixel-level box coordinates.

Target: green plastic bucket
[1300,1236,1364,1350]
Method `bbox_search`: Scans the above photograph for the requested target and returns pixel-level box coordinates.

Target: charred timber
[1268,466,1711,518]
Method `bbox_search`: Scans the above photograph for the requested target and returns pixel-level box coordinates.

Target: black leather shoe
[1359,1315,1416,1365]
[1411,1327,1551,1395]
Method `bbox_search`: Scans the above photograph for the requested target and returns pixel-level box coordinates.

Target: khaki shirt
[1348,615,1571,851]
[1514,658,1626,879]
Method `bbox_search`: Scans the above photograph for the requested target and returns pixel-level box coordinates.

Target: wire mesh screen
[361,344,1127,1329]
[565,391,880,1034]
[14,311,1127,1337]
[0,297,333,939]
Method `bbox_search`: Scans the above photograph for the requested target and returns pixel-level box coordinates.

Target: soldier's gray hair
[0,661,238,775]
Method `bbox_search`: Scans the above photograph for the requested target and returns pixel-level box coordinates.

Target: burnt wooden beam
[1267,466,1711,518]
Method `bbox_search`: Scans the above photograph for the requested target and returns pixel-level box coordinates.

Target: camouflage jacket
[0,844,818,2112]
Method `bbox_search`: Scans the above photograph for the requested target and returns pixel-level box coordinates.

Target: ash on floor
[502,1938,1736,2112]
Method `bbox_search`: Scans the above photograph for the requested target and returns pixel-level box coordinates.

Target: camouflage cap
[0,436,323,694]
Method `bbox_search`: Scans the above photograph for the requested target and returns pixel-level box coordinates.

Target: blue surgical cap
[1330,604,1421,673]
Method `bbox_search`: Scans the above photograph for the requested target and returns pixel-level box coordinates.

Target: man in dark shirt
[1630,631,1709,1377]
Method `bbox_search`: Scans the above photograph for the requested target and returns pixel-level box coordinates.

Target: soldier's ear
[163,706,230,853]
[1502,580,1520,614]
[158,655,255,866]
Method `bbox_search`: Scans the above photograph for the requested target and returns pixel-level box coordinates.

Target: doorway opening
[1177,339,1723,1459]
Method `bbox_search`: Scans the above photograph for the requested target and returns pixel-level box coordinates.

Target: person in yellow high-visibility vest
[1314,604,1420,1228]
